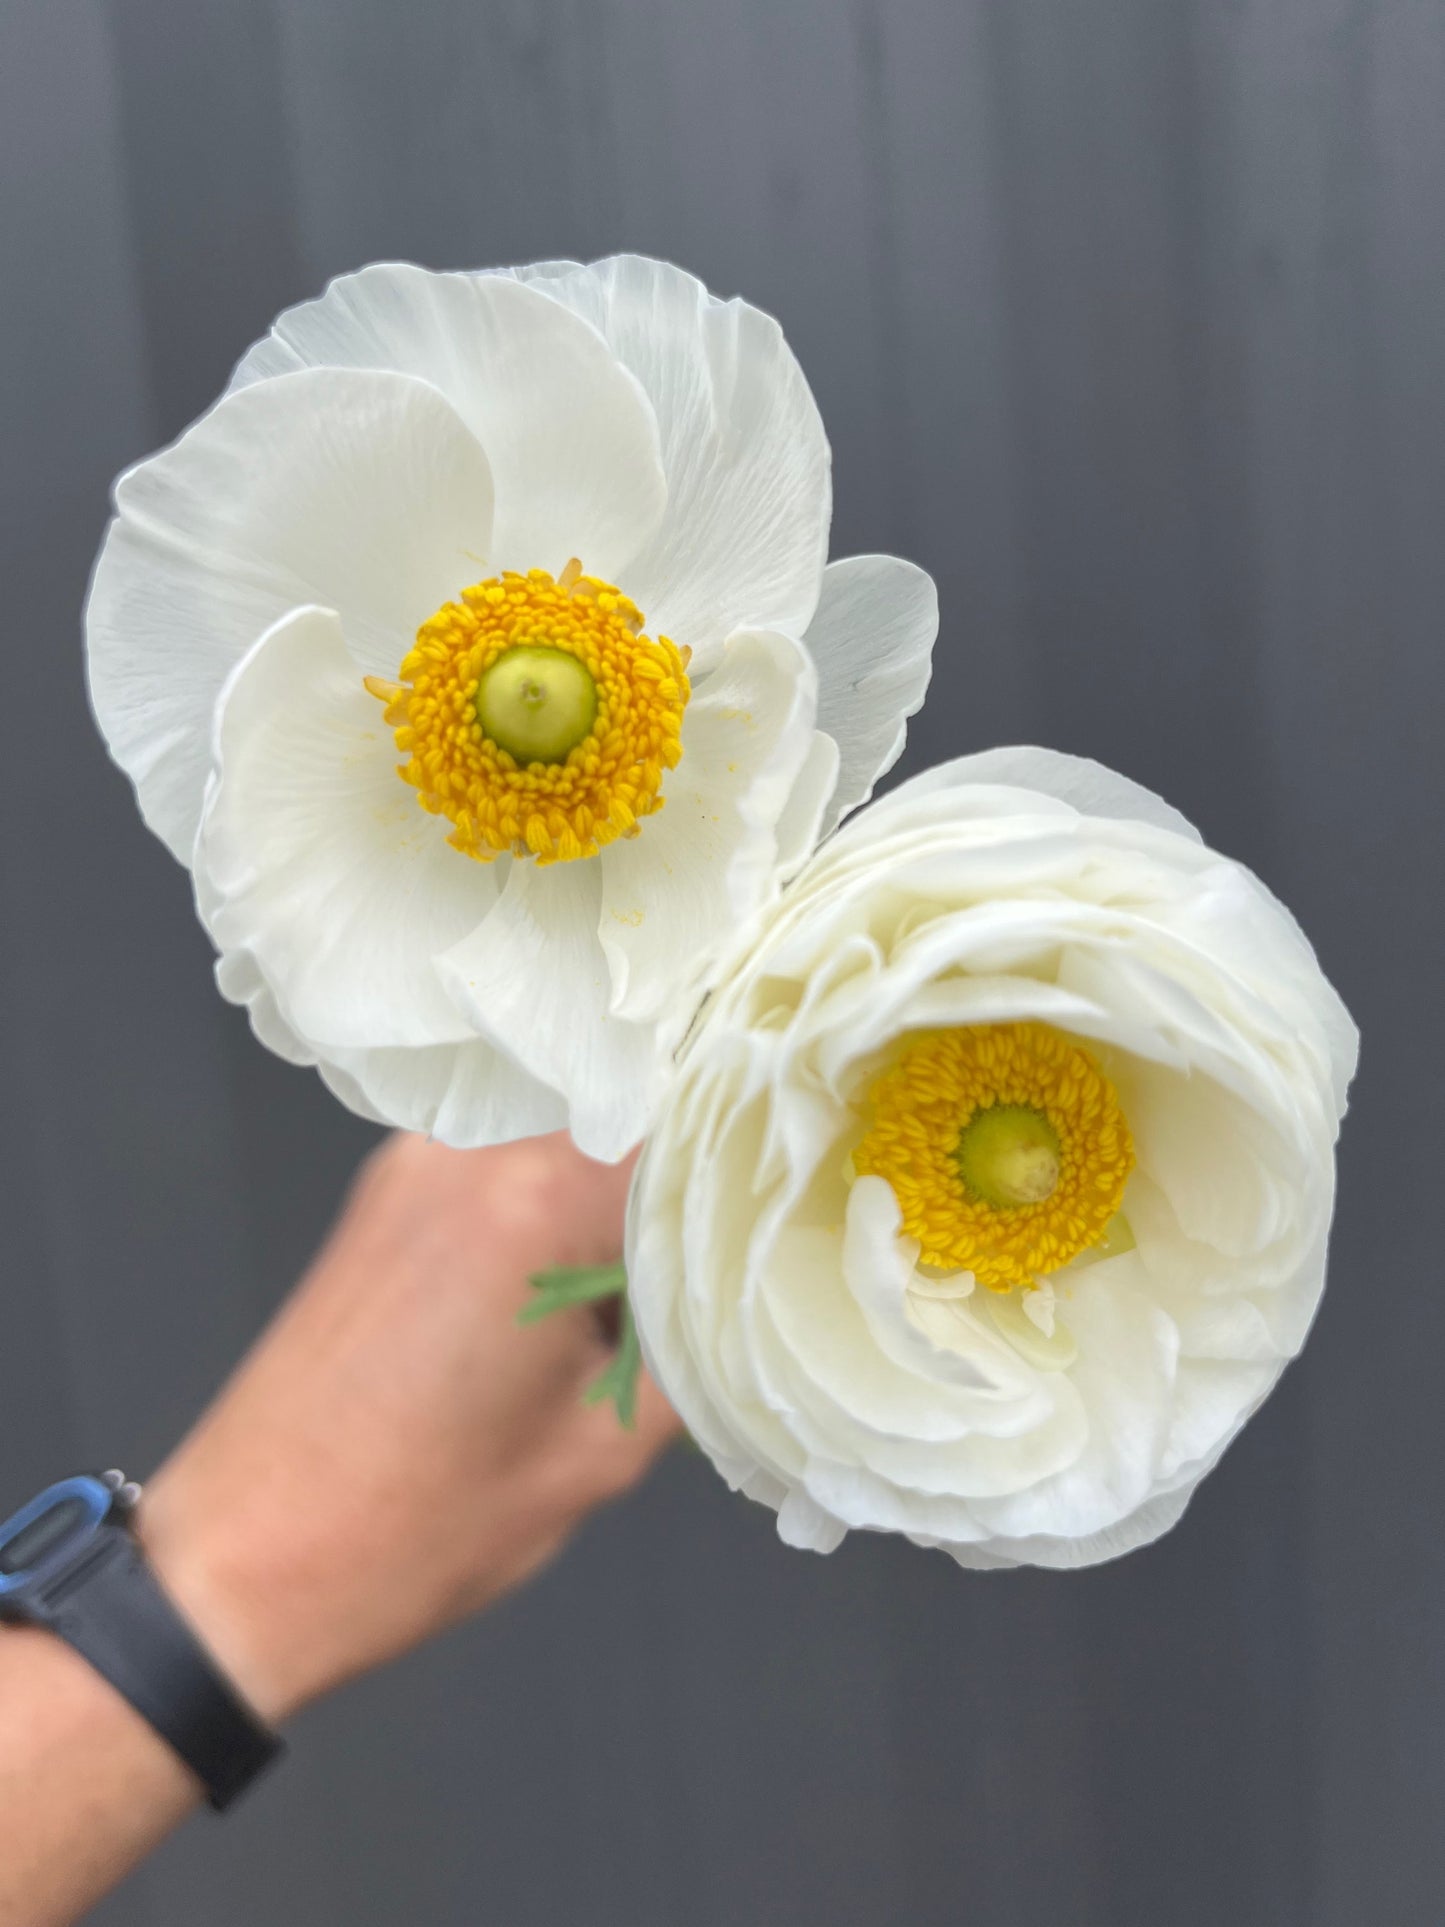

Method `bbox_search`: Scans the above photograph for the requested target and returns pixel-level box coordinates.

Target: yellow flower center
[366,558,690,864]
[852,1022,1135,1291]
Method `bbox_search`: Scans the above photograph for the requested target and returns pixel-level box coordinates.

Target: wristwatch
[0,1471,285,1810]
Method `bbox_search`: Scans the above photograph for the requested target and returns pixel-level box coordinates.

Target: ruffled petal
[832,745,1204,850]
[804,554,939,831]
[436,859,657,1160]
[965,1258,1180,1545]
[195,605,496,1052]
[596,626,822,1025]
[86,367,496,859]
[511,255,831,665]
[623,740,1354,1570]
[940,1484,1197,1572]
[229,262,667,582]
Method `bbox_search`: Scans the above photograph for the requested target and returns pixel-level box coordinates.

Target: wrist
[137,1451,340,1727]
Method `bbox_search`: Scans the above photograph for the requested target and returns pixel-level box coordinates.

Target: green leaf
[517,1260,628,1324]
[519,1261,641,1429]
[582,1293,642,1430]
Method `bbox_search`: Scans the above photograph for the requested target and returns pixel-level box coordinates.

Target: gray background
[1,1,1441,1922]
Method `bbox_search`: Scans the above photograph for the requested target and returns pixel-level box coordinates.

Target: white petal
[229,263,667,582]
[832,745,1204,852]
[1117,1057,1310,1259]
[317,1036,568,1147]
[837,1181,1079,1495]
[773,730,843,878]
[437,859,657,1160]
[757,1224,1082,1503]
[776,1490,848,1554]
[942,1484,1197,1572]
[1020,1282,1058,1338]
[207,896,552,1143]
[86,368,496,859]
[512,255,831,664]
[596,626,821,1025]
[805,554,939,831]
[967,1259,1179,1545]
[213,948,317,1068]
[628,1111,788,1472]
[196,605,495,1051]
[1159,1355,1279,1485]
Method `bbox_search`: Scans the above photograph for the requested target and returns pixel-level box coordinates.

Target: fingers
[338,1128,677,1505]
[452,1130,640,1281]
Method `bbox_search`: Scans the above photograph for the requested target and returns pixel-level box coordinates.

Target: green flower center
[954,1103,1062,1209]
[474,645,599,766]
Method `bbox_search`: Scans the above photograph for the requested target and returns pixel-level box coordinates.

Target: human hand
[139,1131,678,1725]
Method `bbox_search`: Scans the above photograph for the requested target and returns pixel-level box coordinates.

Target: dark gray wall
[2,2,1441,1922]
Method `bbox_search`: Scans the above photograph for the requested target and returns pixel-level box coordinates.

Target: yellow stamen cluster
[853,1022,1135,1291]
[368,560,690,864]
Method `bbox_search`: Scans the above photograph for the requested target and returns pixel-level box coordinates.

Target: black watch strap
[40,1527,284,1811]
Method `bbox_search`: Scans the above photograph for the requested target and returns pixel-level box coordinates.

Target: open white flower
[627,749,1357,1568]
[86,256,937,1157]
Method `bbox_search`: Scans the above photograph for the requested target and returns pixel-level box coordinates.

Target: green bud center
[474,646,599,765]
[955,1104,1061,1209]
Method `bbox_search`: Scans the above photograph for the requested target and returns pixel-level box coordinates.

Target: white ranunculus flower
[627,748,1357,1569]
[86,256,937,1157]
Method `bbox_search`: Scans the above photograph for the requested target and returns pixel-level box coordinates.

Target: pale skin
[0,1132,678,1927]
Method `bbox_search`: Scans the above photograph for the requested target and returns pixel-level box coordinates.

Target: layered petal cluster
[627,749,1357,1568]
[86,257,937,1157]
